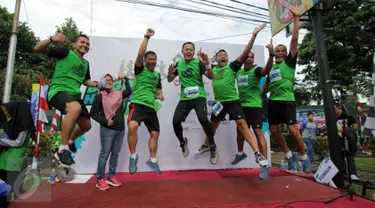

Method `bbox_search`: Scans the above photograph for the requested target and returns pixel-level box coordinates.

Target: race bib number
[212,102,223,116]
[237,75,248,86]
[269,69,282,82]
[184,86,200,98]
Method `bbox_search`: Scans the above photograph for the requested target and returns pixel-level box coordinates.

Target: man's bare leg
[146,131,162,174]
[56,102,82,166]
[236,119,269,180]
[127,121,139,174]
[67,116,92,152]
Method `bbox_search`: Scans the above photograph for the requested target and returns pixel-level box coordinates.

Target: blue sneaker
[259,166,270,180]
[286,152,298,171]
[146,160,162,174]
[301,158,312,173]
[129,155,138,174]
[231,153,247,165]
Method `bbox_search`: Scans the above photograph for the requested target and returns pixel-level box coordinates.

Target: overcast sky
[2,0,307,76]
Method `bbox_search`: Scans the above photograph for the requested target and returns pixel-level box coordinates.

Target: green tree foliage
[298,0,375,104]
[43,17,84,80]
[0,5,83,101]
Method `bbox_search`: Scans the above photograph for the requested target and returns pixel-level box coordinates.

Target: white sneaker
[350,174,359,181]
[255,153,269,167]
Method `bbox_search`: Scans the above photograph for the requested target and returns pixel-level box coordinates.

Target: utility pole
[3,0,22,103]
[311,8,345,189]
[90,0,94,35]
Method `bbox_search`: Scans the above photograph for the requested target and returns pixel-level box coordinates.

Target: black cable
[229,0,269,11]
[115,0,270,24]
[185,0,269,19]
[161,0,264,26]
[274,200,324,208]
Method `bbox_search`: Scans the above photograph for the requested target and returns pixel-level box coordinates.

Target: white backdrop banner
[72,36,271,174]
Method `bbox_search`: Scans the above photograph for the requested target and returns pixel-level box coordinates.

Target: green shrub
[315,136,328,160]
[25,133,54,158]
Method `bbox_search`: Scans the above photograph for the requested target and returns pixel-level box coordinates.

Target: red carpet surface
[10,168,375,208]
[85,168,291,183]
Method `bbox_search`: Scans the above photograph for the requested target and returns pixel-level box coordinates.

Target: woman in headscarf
[0,101,35,205]
[0,101,35,148]
[90,74,132,191]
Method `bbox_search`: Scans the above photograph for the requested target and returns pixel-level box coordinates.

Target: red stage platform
[10,168,375,208]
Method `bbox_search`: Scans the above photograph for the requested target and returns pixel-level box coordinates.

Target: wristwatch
[49,36,54,43]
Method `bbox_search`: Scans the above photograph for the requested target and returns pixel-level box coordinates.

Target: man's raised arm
[289,6,301,58]
[261,39,274,76]
[34,33,65,54]
[135,28,155,70]
[236,24,266,64]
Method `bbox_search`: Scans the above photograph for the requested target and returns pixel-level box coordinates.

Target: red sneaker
[96,179,110,191]
[106,176,122,187]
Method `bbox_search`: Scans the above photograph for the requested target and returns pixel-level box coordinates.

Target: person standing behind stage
[34,33,102,167]
[90,73,132,191]
[266,6,312,173]
[299,111,319,163]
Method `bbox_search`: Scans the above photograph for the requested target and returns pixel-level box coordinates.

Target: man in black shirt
[334,103,360,180]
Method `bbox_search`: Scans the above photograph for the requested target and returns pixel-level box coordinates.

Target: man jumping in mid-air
[195,24,271,179]
[167,42,218,164]
[127,28,164,174]
[267,6,312,173]
[34,33,102,167]
[231,39,274,165]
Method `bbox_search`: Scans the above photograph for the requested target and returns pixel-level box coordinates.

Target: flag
[36,75,49,133]
[32,74,49,170]
[51,110,61,131]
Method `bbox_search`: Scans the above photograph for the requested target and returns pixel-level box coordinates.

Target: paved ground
[270,151,375,182]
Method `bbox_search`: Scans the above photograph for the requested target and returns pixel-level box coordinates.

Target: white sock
[300,154,308,160]
[59,145,69,152]
[285,151,293,159]
[68,140,74,145]
[238,152,244,155]
[130,153,137,159]
[150,158,157,163]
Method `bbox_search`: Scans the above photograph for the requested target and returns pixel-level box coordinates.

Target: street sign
[268,0,321,37]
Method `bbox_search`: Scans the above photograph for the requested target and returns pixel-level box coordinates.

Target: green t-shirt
[237,66,264,108]
[47,47,91,101]
[131,65,161,109]
[174,58,206,100]
[212,60,242,102]
[268,53,297,101]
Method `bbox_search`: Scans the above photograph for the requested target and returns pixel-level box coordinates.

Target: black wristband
[49,37,53,43]
[144,35,150,39]
[269,53,275,57]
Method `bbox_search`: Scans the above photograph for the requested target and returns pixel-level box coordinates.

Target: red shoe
[96,179,110,190]
[106,176,122,187]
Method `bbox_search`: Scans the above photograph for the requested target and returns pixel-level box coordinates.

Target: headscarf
[0,101,35,139]
[99,74,123,119]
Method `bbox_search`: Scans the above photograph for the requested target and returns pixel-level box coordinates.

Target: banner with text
[73,36,270,174]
